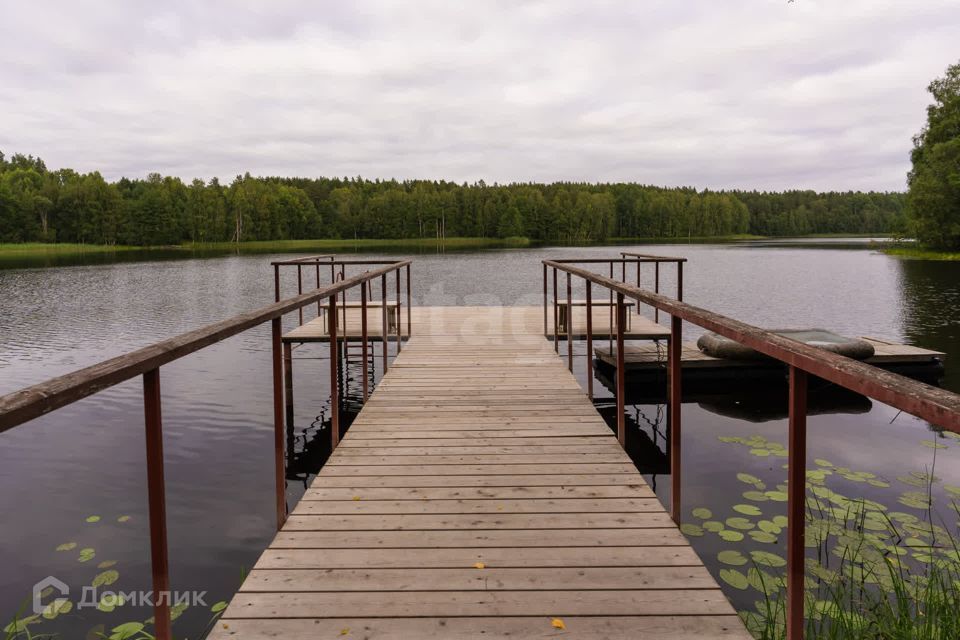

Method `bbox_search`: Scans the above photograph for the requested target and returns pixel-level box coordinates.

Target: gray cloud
[1,0,958,190]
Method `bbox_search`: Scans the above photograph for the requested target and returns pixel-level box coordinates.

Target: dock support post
[396,268,402,353]
[406,263,412,337]
[297,265,303,325]
[381,274,389,373]
[273,264,280,303]
[654,262,660,323]
[608,262,614,353]
[586,281,593,400]
[542,264,547,337]
[270,319,286,529]
[316,262,321,317]
[636,260,641,316]
[283,342,293,426]
[566,272,573,371]
[361,282,369,402]
[615,293,625,446]
[552,268,558,353]
[143,369,171,640]
[669,314,682,523]
[329,296,340,449]
[787,366,808,640]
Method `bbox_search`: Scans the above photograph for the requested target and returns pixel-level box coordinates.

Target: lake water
[1,241,958,638]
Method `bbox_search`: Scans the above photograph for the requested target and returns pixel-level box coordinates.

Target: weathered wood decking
[211,307,749,639]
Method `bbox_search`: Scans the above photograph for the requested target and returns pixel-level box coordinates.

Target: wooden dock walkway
[211,307,750,639]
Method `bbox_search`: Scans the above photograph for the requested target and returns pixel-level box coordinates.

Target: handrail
[542,257,960,640]
[0,261,411,432]
[0,258,412,640]
[270,254,335,266]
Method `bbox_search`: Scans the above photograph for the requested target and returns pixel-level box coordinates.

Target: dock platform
[212,306,749,639]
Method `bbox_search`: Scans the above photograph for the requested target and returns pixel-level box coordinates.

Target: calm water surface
[1,242,958,637]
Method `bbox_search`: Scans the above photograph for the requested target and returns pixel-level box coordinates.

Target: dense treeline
[0,151,906,246]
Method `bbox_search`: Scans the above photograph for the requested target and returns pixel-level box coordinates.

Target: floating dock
[211,306,750,639]
[595,336,946,384]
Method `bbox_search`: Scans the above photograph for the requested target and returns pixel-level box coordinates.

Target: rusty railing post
[621,257,625,282]
[406,263,412,337]
[787,366,808,640]
[542,264,548,336]
[586,280,593,400]
[361,282,369,402]
[283,342,293,426]
[654,261,660,323]
[316,262,321,317]
[142,369,172,640]
[340,265,347,330]
[608,261,614,353]
[395,267,402,353]
[552,267,559,352]
[329,295,340,449]
[677,261,683,301]
[273,264,280,303]
[271,318,286,529]
[381,273,388,373]
[615,293,625,446]
[297,264,303,325]
[566,272,573,371]
[636,259,641,316]
[669,313,682,522]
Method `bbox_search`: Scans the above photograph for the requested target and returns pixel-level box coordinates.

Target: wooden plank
[239,566,718,591]
[317,463,637,476]
[281,512,676,530]
[291,497,663,514]
[207,615,751,639]
[254,546,702,569]
[300,485,656,500]
[302,475,645,487]
[270,528,688,548]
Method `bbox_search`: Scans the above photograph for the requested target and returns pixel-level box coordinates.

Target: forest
[0,151,906,246]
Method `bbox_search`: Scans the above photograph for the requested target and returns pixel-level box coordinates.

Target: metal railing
[0,258,412,640]
[542,258,960,640]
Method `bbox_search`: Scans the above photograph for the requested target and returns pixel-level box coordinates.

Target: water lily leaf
[108,621,142,639]
[747,567,780,595]
[719,568,749,590]
[680,523,704,537]
[867,479,891,488]
[78,547,96,562]
[97,560,117,569]
[92,569,120,587]
[703,520,724,532]
[718,550,748,566]
[944,485,960,498]
[749,448,771,457]
[85,515,101,523]
[718,436,744,444]
[733,504,762,516]
[742,490,768,502]
[750,550,786,567]
[97,593,125,613]
[211,601,228,613]
[719,530,745,542]
[758,520,782,534]
[41,599,73,620]
[691,507,713,519]
[3,615,40,633]
[814,459,833,468]
[898,491,931,509]
[737,473,762,486]
[726,517,755,530]
[920,440,947,449]
[749,530,778,543]
[764,491,788,502]
[117,515,131,523]
[56,542,77,551]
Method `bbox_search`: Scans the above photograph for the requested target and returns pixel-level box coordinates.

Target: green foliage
[0,151,906,246]
[907,60,960,251]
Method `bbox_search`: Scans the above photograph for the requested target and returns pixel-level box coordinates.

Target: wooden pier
[211,306,750,639]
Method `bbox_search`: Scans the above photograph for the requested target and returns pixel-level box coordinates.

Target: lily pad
[211,601,228,613]
[680,523,704,537]
[733,504,762,516]
[742,490,769,502]
[737,473,763,486]
[726,517,755,530]
[719,568,749,590]
[764,491,788,502]
[78,547,96,562]
[92,569,120,587]
[56,542,77,552]
[85,515,101,523]
[814,459,833,468]
[691,507,713,520]
[718,550,748,566]
[920,440,947,449]
[758,520,782,534]
[719,530,745,542]
[749,448,771,457]
[703,520,724,533]
[750,550,786,567]
[749,530,778,544]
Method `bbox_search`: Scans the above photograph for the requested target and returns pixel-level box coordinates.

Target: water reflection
[897,259,960,392]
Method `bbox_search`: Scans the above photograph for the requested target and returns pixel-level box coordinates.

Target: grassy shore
[0,242,145,254]
[883,246,960,260]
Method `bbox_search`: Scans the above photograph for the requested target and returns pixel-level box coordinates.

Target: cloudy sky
[1,1,958,191]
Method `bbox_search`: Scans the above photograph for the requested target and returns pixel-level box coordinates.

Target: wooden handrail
[0,260,411,433]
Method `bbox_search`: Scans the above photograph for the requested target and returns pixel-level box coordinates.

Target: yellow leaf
[551,618,566,629]
[352,496,361,501]
[222,623,229,629]
[473,562,485,569]
[339,628,350,636]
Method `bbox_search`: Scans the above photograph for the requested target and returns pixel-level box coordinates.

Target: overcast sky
[1,1,958,191]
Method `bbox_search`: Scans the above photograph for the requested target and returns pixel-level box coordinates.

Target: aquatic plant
[692,432,960,639]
